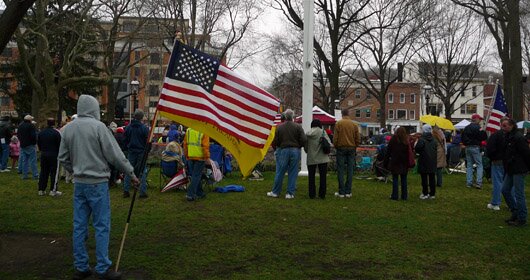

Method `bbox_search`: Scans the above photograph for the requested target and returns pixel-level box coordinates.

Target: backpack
[320,131,331,154]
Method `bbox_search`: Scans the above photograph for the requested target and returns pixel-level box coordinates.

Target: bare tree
[15,0,107,123]
[148,0,265,69]
[453,0,524,120]
[345,0,424,127]
[272,0,372,113]
[413,2,487,120]
[93,0,155,122]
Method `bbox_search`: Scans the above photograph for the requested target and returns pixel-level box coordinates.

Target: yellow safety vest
[186,128,204,158]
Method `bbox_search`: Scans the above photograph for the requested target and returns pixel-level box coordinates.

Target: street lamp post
[129,78,140,120]
[423,85,432,115]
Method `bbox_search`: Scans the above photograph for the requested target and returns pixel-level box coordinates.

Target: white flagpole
[300,0,314,176]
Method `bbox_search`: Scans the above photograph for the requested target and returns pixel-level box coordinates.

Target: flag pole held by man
[156,41,280,177]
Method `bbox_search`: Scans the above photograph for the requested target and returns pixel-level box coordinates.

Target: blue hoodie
[124,119,149,153]
[58,95,134,184]
[167,124,179,142]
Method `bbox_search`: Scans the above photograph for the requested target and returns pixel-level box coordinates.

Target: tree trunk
[507,0,523,120]
[444,99,453,120]
[379,97,386,128]
[105,80,117,123]
[0,0,36,53]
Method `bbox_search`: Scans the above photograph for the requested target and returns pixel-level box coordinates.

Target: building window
[410,93,416,104]
[410,110,415,120]
[134,67,140,77]
[150,53,161,64]
[396,109,407,120]
[460,89,465,97]
[123,21,136,32]
[347,100,353,106]
[355,89,361,99]
[366,93,372,99]
[388,92,393,103]
[148,85,159,96]
[149,101,158,107]
[400,93,405,103]
[460,104,466,114]
[388,109,394,119]
[472,86,477,97]
[466,104,477,114]
[365,109,371,118]
[355,109,361,118]
[149,69,160,80]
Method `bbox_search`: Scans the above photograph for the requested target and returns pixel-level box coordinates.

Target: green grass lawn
[0,168,529,280]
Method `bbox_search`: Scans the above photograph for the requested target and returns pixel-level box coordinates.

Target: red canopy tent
[294,106,337,125]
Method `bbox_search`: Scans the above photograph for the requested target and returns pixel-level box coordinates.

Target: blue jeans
[391,173,408,200]
[336,148,356,195]
[73,182,112,274]
[272,148,301,195]
[123,151,147,195]
[20,145,38,179]
[187,160,205,199]
[490,162,505,206]
[0,143,8,170]
[465,146,483,186]
[502,174,527,222]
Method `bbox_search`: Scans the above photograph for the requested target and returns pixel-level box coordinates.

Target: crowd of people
[267,109,529,229]
[1,97,529,279]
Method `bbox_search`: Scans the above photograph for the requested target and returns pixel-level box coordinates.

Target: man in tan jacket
[333,108,361,198]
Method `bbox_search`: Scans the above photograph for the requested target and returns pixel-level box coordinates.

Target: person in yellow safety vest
[183,128,210,201]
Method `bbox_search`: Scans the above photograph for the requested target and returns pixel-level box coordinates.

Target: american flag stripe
[158,92,271,138]
[217,65,278,101]
[162,78,275,128]
[214,75,278,112]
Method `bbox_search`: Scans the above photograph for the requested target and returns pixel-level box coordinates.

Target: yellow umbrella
[419,115,455,130]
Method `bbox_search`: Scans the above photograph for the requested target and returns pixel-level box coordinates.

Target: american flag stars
[174,46,218,92]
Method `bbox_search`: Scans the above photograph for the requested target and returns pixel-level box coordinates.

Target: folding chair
[447,145,465,174]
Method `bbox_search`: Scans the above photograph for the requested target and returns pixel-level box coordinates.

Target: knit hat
[24,115,34,121]
[133,109,144,120]
[422,124,432,134]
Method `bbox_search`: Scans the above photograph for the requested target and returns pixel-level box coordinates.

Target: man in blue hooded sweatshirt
[59,95,139,280]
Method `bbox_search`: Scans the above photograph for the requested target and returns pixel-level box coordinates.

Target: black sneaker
[122,191,130,198]
[139,193,148,199]
[97,269,122,280]
[73,269,92,280]
[505,216,517,223]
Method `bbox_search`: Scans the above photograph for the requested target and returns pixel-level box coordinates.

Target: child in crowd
[9,135,20,169]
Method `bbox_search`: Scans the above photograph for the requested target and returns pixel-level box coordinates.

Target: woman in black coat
[500,118,530,226]
[414,124,437,199]
[384,127,411,200]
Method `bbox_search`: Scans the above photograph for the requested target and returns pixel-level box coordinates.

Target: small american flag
[486,84,508,133]
[157,41,279,148]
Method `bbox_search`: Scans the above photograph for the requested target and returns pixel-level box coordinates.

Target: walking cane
[115,111,158,271]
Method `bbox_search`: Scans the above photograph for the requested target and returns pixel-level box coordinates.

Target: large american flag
[157,41,280,148]
[486,84,508,133]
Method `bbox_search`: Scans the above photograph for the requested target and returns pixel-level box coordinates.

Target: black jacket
[486,130,505,161]
[0,120,13,143]
[37,126,61,157]
[502,130,530,175]
[415,132,437,173]
[462,123,487,146]
[18,121,37,148]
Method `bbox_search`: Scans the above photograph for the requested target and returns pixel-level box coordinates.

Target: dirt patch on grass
[0,232,71,278]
